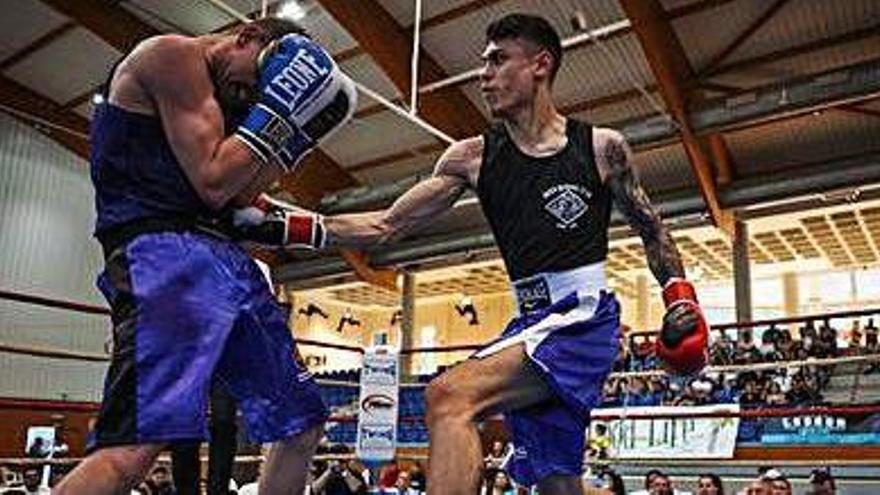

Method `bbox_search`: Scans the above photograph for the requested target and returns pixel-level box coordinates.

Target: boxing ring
[3,286,880,481]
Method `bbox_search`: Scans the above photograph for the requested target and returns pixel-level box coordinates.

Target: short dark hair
[229,17,308,43]
[485,13,563,82]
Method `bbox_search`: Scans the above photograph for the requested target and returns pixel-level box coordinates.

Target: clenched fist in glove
[654,278,709,374]
[232,193,325,249]
[235,34,356,172]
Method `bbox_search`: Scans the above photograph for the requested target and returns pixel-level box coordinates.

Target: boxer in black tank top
[274,13,710,494]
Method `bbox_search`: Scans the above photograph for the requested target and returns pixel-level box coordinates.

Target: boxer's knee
[425,374,477,429]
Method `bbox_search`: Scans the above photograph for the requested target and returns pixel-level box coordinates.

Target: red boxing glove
[233,194,326,249]
[655,278,709,374]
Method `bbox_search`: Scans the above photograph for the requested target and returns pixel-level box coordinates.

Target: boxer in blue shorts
[236,13,709,495]
[55,18,356,495]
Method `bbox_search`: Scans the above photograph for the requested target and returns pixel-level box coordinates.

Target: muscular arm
[133,36,281,210]
[596,129,684,286]
[323,138,481,247]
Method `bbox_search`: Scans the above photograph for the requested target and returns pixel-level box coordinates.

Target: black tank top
[476,119,611,281]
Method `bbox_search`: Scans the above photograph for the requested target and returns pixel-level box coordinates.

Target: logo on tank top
[542,183,592,229]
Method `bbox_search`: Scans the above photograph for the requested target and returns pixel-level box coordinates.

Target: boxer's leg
[53,444,164,495]
[258,423,323,494]
[425,344,551,495]
[216,256,328,495]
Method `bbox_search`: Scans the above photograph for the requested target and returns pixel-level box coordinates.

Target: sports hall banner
[355,346,400,461]
[759,412,880,445]
[593,404,740,459]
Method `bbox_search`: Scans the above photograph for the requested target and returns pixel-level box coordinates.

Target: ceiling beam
[698,0,791,76]
[39,0,158,52]
[705,22,880,78]
[318,0,487,139]
[0,21,77,72]
[838,104,880,120]
[337,0,739,124]
[38,0,358,207]
[0,76,90,159]
[417,0,506,30]
[619,0,734,234]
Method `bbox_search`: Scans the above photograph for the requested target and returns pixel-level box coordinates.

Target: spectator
[689,378,714,406]
[648,378,667,405]
[739,379,764,408]
[134,465,175,495]
[484,441,509,471]
[696,473,723,495]
[735,331,759,364]
[625,378,656,407]
[589,423,612,460]
[786,372,821,406]
[759,329,778,362]
[21,467,49,495]
[866,318,880,375]
[238,477,258,495]
[615,331,632,372]
[847,320,863,354]
[313,458,368,495]
[597,469,626,495]
[865,318,878,350]
[380,469,421,495]
[760,469,792,495]
[408,463,426,493]
[482,470,515,495]
[764,382,787,406]
[775,330,795,360]
[648,473,690,495]
[377,461,401,490]
[603,378,623,407]
[710,332,736,366]
[25,439,48,459]
[800,322,818,356]
[807,468,836,495]
[627,468,661,495]
[1,466,18,487]
[713,375,738,404]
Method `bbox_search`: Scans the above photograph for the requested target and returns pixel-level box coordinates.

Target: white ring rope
[409,0,423,115]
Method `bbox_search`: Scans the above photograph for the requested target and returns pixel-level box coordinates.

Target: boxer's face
[480,38,552,118]
[213,32,265,127]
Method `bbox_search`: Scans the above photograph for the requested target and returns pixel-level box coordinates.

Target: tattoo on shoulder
[603,137,685,285]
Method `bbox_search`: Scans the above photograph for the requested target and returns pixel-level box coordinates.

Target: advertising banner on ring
[355,346,400,461]
[592,404,740,459]
[758,412,880,445]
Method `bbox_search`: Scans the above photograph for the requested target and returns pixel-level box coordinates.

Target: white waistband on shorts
[511,261,607,315]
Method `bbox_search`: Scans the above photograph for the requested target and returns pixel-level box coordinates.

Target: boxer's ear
[532,49,554,82]
[236,23,264,47]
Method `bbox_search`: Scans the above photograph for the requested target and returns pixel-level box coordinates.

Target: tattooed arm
[594,128,685,286]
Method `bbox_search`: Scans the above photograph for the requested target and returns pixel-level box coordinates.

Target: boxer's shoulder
[592,126,630,182]
[106,36,198,113]
[592,127,627,155]
[433,136,483,187]
[124,35,211,106]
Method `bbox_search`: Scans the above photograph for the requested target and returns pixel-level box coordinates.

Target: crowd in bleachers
[1,456,844,494]
[601,317,880,411]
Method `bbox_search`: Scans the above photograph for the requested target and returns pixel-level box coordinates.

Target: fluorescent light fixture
[279,1,308,21]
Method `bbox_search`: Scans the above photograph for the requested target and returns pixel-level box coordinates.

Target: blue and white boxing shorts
[89,230,327,451]
[474,262,620,485]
